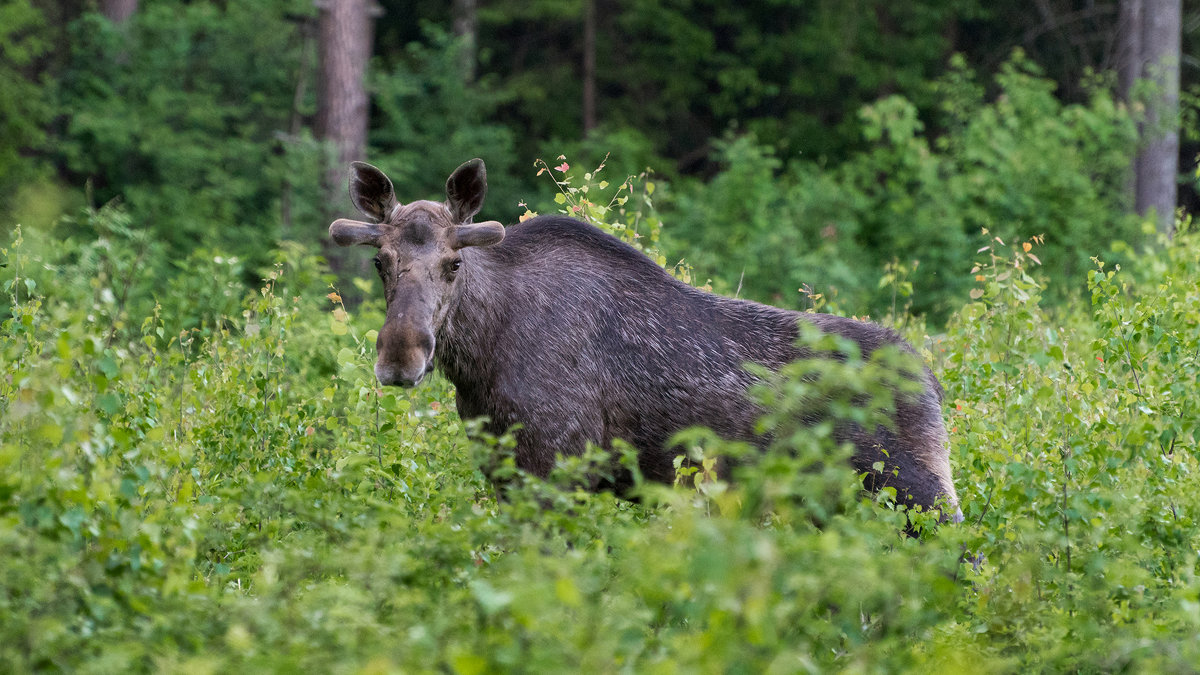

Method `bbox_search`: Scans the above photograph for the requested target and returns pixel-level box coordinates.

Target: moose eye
[443,258,463,280]
[372,257,383,274]
[450,260,463,273]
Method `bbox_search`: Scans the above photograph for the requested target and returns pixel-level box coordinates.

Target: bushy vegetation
[4,183,1199,670]
[4,1,1188,324]
[667,54,1140,321]
[4,1,1200,670]
[48,1,323,267]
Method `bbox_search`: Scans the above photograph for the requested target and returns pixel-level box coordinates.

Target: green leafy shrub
[369,25,520,216]
[51,1,322,269]
[667,53,1140,323]
[0,0,51,202]
[4,192,1200,671]
[666,134,868,309]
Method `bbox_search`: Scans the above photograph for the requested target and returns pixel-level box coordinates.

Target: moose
[328,159,961,522]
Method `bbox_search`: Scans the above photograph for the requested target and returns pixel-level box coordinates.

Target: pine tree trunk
[1134,0,1180,237]
[1116,0,1142,99]
[1120,0,1180,238]
[317,0,376,209]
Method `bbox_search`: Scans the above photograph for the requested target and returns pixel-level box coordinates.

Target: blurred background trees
[0,0,1196,322]
[1118,0,1182,236]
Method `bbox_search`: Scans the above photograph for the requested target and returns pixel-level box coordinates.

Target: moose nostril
[375,361,414,387]
[374,351,431,387]
[374,362,399,386]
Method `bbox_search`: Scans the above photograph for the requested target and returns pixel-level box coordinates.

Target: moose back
[328,159,961,520]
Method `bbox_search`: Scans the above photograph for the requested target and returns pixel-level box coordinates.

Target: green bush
[667,53,1140,323]
[0,0,51,202]
[4,202,1200,670]
[51,1,322,270]
[369,25,520,217]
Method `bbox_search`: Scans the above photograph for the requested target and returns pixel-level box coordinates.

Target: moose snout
[375,321,435,387]
[374,355,432,387]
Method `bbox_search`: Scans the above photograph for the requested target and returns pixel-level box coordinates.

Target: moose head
[329,159,505,386]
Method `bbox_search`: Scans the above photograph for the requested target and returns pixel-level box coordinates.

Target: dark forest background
[1,0,1196,321]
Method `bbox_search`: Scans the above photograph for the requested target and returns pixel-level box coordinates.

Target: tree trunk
[1120,0,1180,238]
[1116,0,1142,99]
[316,0,376,210]
[453,0,478,82]
[1136,0,1180,237]
[100,0,138,24]
[582,0,597,135]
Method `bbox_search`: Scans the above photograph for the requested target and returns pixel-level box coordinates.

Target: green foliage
[529,154,661,251]
[2,1,1198,668]
[51,1,322,267]
[0,0,50,200]
[574,0,985,160]
[369,24,521,217]
[666,134,867,308]
[0,2,1162,330]
[668,53,1141,323]
[5,192,1200,671]
[932,219,1200,668]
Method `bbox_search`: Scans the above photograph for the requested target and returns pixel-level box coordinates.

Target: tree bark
[1115,0,1142,99]
[1135,0,1181,237]
[317,0,376,209]
[100,0,138,24]
[582,0,597,135]
[453,0,478,82]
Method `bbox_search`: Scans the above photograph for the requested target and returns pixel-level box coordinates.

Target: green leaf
[555,577,582,607]
[469,579,513,616]
[337,347,358,367]
[96,355,120,379]
[97,393,122,416]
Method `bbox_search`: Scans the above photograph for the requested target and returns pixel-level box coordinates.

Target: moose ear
[451,221,505,250]
[348,162,398,223]
[446,158,488,223]
[329,218,382,247]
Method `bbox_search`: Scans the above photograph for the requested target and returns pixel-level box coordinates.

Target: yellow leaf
[555,577,582,606]
[451,654,487,675]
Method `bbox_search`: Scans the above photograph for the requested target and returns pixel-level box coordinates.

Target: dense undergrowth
[3,200,1200,672]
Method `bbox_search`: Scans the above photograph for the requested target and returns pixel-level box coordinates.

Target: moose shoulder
[329,158,961,521]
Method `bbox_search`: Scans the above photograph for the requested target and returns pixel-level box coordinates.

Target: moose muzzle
[374,317,435,387]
